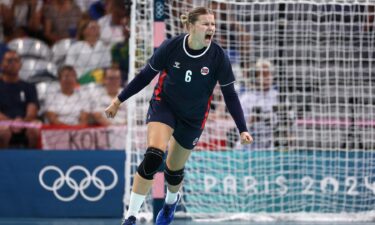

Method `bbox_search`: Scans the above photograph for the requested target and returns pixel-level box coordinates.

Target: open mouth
[205,34,213,41]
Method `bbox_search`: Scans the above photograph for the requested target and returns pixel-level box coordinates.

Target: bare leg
[154,137,192,223]
[124,122,174,220]
[131,122,173,195]
[166,136,192,193]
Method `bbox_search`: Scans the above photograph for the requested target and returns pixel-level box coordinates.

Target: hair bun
[180,14,188,24]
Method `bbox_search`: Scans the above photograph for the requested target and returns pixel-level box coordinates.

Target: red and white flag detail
[200,67,209,75]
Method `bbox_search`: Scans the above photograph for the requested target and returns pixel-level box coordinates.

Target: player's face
[190,14,215,47]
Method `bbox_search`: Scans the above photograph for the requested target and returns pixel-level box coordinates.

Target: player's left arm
[217,51,252,145]
[220,83,253,145]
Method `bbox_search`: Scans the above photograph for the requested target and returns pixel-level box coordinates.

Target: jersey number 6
[185,70,192,82]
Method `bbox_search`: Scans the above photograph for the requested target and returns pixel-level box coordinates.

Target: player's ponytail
[180,13,189,29]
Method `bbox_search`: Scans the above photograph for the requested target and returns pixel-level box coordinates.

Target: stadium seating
[51,38,76,67]
[8,38,51,60]
[19,58,57,82]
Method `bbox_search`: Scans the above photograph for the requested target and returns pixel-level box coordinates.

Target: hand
[105,98,121,119]
[240,131,253,145]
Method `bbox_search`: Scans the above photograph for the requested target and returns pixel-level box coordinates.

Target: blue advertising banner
[185,150,375,213]
[0,151,125,218]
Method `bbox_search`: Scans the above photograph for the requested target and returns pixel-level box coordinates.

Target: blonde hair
[180,7,213,30]
[255,59,273,73]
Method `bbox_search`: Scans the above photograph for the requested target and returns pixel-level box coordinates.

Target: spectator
[65,18,111,79]
[4,0,44,40]
[97,0,128,46]
[0,2,13,42]
[43,0,82,44]
[44,65,90,125]
[91,67,126,125]
[237,59,288,150]
[0,50,40,148]
[111,15,130,84]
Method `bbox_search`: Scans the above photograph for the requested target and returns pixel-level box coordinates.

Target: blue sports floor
[0,219,375,225]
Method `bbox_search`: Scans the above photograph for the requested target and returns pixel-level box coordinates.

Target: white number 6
[185,70,192,82]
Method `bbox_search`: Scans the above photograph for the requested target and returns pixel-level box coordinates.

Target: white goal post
[125,0,375,221]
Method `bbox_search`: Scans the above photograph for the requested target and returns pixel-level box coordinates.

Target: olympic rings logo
[155,1,164,20]
[39,165,118,202]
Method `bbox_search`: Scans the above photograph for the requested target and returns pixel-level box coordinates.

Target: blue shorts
[146,99,204,149]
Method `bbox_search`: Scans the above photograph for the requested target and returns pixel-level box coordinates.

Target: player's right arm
[105,64,159,118]
[105,37,172,119]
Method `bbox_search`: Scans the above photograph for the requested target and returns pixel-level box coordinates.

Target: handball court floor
[1,218,375,225]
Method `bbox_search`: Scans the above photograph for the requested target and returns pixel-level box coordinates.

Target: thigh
[147,122,174,151]
[167,136,192,170]
[146,100,176,151]
[146,99,176,129]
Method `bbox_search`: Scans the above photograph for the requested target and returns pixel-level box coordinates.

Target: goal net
[126,0,375,221]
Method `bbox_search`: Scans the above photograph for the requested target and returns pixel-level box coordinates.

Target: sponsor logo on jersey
[201,67,209,75]
[173,61,180,68]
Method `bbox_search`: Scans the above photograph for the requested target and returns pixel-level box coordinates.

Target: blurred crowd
[0,0,131,148]
[200,58,295,151]
[0,0,296,150]
[0,0,131,81]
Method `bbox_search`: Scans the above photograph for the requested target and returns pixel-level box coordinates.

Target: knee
[137,147,165,180]
[164,166,184,186]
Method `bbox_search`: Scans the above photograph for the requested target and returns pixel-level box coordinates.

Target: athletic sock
[125,191,146,219]
[165,189,179,204]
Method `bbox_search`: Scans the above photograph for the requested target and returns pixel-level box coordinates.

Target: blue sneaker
[121,216,136,225]
[155,193,181,225]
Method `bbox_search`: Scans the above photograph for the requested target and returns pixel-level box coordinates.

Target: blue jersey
[149,34,235,126]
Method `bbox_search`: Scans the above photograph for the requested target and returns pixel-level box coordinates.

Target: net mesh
[126,0,375,221]
[123,0,154,220]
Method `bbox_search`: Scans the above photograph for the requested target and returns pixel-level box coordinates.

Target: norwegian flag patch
[200,67,209,75]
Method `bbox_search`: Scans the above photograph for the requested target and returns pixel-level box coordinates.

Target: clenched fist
[240,131,253,145]
[105,97,121,118]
